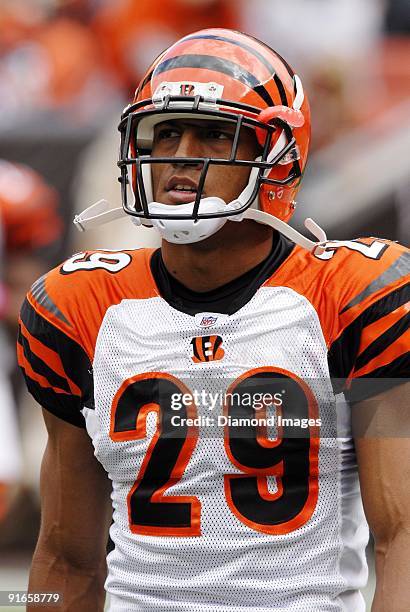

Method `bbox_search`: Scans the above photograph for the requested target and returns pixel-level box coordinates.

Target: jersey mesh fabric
[84,286,368,612]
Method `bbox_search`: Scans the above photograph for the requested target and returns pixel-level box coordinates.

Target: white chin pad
[148,197,228,244]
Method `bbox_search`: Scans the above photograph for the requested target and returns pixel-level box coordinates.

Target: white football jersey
[18,240,410,611]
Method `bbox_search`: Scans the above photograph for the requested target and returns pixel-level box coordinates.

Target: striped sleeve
[17,298,93,428]
[328,253,410,402]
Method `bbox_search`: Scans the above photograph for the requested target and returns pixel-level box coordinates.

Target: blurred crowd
[1,0,409,137]
[0,0,409,554]
[0,0,239,128]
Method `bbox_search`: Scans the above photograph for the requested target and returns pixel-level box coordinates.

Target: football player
[18,30,409,611]
[0,160,61,529]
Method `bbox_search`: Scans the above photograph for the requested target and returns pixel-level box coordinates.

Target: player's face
[150,119,260,205]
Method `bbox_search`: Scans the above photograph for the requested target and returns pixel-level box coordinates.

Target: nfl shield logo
[200,316,218,327]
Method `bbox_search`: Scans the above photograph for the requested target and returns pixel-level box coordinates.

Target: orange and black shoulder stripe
[25,248,157,360]
[17,248,158,426]
[325,242,410,396]
[17,298,93,428]
[266,238,410,398]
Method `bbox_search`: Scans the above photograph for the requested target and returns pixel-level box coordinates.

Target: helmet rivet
[268,191,275,201]
[291,200,297,210]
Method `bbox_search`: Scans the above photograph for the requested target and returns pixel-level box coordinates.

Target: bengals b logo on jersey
[191,336,225,363]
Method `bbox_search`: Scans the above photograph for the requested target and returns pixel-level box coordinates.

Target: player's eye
[156,127,180,140]
[205,128,232,140]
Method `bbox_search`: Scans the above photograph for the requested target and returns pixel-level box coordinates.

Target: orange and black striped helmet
[118,28,310,225]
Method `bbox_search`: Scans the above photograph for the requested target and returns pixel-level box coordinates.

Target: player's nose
[172,128,203,168]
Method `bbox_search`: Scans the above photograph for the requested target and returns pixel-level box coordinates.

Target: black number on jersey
[110,368,319,536]
[110,372,200,536]
[224,368,319,534]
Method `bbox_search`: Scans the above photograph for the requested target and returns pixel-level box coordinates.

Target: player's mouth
[165,177,200,204]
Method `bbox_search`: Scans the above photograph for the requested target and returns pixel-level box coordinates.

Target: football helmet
[74,29,326,250]
[0,160,61,253]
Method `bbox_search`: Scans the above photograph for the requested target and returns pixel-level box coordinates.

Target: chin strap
[243,209,327,254]
[73,199,328,255]
[73,199,125,231]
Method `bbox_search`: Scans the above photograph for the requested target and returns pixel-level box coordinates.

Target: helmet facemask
[118,94,302,241]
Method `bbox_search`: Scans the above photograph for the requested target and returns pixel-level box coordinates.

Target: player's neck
[161,221,275,293]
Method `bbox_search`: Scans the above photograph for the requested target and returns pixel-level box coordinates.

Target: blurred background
[0,0,409,609]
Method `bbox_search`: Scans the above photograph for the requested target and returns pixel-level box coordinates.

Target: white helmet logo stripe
[293,75,305,111]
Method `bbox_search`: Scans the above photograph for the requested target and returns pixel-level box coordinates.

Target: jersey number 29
[110,368,319,537]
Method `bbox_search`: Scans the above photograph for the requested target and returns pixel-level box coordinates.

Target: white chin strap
[73,196,328,254]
